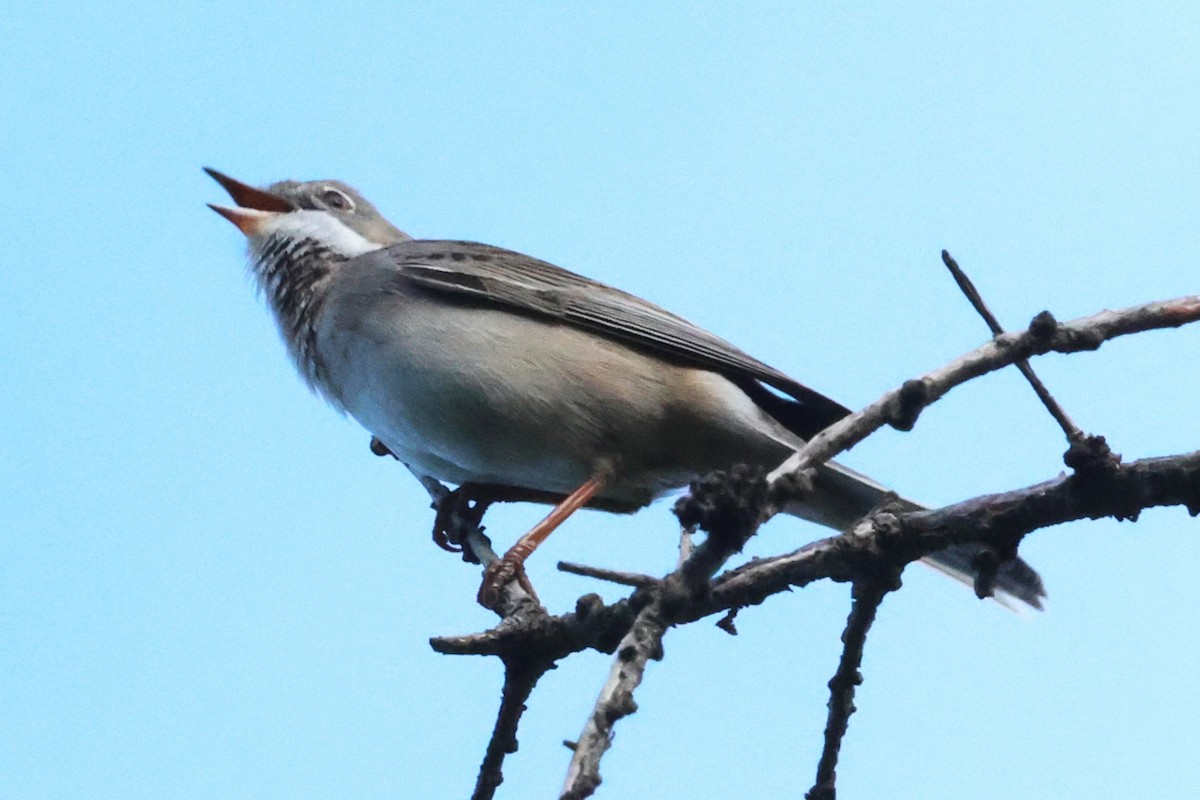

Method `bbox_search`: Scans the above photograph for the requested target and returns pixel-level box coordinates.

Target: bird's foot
[431,493,466,553]
[477,556,540,610]
[431,484,495,559]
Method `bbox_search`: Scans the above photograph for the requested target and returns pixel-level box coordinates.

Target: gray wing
[377,239,851,437]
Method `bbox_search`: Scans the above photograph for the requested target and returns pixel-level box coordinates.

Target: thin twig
[677,526,695,566]
[807,574,900,800]
[412,475,552,800]
[472,657,551,800]
[560,602,668,799]
[557,561,659,588]
[558,466,770,798]
[941,249,1084,441]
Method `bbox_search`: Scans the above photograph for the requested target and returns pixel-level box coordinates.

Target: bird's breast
[309,274,801,507]
[312,287,686,501]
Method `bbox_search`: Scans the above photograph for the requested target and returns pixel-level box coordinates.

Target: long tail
[782,461,1046,611]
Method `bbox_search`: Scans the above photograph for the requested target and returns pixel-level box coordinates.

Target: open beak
[204,167,294,236]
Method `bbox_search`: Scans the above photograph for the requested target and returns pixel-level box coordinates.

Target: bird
[205,168,1045,610]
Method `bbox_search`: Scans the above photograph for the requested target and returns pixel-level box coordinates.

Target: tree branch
[433,449,1200,660]
[560,601,668,800]
[941,249,1086,442]
[768,294,1200,484]
[472,656,552,800]
[559,464,771,797]
[807,573,901,800]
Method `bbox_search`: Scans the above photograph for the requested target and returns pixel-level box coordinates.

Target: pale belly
[311,285,800,508]
[315,298,702,504]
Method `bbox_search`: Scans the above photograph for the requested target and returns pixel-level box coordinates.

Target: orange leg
[477,476,607,609]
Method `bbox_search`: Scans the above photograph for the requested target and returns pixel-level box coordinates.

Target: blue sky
[4,3,1200,798]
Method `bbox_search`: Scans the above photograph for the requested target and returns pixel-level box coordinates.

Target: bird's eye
[321,188,355,212]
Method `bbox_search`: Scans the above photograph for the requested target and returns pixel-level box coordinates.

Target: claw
[477,556,540,609]
[474,476,606,610]
[431,493,466,553]
[430,485,496,557]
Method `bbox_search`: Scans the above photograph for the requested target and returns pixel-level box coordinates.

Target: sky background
[4,3,1200,798]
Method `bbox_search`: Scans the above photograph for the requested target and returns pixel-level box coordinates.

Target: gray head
[263,178,412,247]
[204,167,411,252]
[205,167,411,396]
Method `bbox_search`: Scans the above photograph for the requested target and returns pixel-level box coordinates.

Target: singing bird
[206,169,1044,610]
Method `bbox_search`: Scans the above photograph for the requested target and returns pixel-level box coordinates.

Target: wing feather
[380,240,852,437]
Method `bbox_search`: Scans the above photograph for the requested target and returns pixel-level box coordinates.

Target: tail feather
[783,460,1047,611]
[919,545,1046,610]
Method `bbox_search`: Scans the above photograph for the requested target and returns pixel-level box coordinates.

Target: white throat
[250,210,384,260]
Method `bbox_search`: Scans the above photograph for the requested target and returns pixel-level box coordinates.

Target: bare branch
[557,561,659,588]
[768,294,1200,485]
[560,602,668,800]
[728,450,1200,608]
[434,449,1200,663]
[807,574,900,800]
[413,474,555,798]
[941,249,1084,442]
[557,465,775,796]
[472,658,551,800]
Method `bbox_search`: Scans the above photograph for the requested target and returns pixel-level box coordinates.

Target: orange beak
[204,167,294,236]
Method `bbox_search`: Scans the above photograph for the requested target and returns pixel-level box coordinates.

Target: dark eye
[321,188,354,212]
